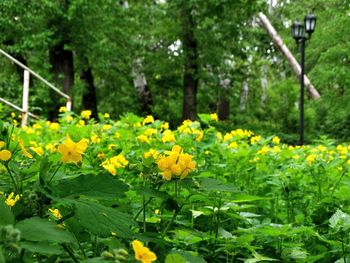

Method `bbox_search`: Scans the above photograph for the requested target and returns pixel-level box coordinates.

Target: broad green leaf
[165,254,186,263]
[133,186,170,199]
[20,241,63,255]
[68,200,136,238]
[52,173,128,199]
[169,250,207,263]
[197,178,239,193]
[0,200,14,226]
[329,209,350,232]
[16,217,75,243]
[0,246,5,263]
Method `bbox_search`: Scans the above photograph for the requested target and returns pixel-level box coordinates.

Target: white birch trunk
[240,80,249,112]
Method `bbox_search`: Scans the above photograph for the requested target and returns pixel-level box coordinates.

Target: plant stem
[331,171,345,196]
[161,207,181,238]
[5,164,19,193]
[143,194,146,233]
[48,162,63,183]
[62,244,79,263]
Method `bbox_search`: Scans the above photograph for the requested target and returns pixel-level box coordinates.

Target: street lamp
[291,14,316,145]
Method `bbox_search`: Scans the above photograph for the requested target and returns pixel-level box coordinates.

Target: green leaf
[52,173,128,199]
[16,217,75,243]
[197,178,239,193]
[20,241,63,255]
[68,200,136,238]
[329,209,350,232]
[0,199,14,226]
[0,246,5,263]
[133,186,170,199]
[165,254,186,263]
[168,250,207,263]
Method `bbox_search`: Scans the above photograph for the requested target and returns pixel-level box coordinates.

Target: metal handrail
[0,48,72,125]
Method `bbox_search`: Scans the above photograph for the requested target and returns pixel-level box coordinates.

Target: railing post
[22,70,30,127]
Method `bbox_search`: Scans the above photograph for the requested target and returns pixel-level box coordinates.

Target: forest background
[0,0,349,144]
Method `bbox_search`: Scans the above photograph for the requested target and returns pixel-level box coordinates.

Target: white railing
[0,48,72,126]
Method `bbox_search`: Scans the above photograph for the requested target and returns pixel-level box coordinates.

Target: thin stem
[134,197,154,221]
[331,171,345,196]
[48,162,63,183]
[56,211,75,224]
[61,244,79,263]
[161,208,181,238]
[143,194,146,233]
[93,235,98,257]
[5,164,19,193]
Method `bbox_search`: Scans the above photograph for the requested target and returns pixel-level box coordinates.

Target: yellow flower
[223,133,233,142]
[144,149,159,159]
[49,208,62,219]
[144,128,157,136]
[50,123,60,131]
[102,124,112,131]
[272,136,280,145]
[157,145,195,180]
[132,240,157,263]
[33,123,42,130]
[306,154,316,164]
[45,143,56,153]
[162,130,176,143]
[91,134,101,144]
[114,132,121,139]
[101,154,128,176]
[57,135,88,163]
[5,192,20,207]
[102,162,117,176]
[104,113,110,119]
[142,115,154,125]
[0,141,11,161]
[81,110,92,119]
[19,139,33,158]
[59,106,67,113]
[210,113,218,121]
[30,146,44,156]
[250,136,262,144]
[228,142,238,149]
[193,130,203,142]
[66,115,73,122]
[11,112,16,118]
[257,146,269,155]
[137,134,151,144]
[161,122,169,130]
[13,119,18,127]
[97,152,105,160]
[76,120,85,127]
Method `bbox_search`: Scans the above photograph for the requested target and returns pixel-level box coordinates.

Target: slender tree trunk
[133,59,153,115]
[240,80,249,112]
[261,65,268,107]
[49,42,74,120]
[180,3,199,121]
[218,77,231,120]
[81,64,98,120]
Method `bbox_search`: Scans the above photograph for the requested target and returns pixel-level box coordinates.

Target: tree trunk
[240,80,249,112]
[132,59,153,115]
[258,12,320,99]
[261,65,268,107]
[218,77,231,120]
[81,64,98,120]
[180,3,199,121]
[49,42,74,120]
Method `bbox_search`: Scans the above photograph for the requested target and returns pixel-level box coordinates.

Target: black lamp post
[291,14,316,145]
